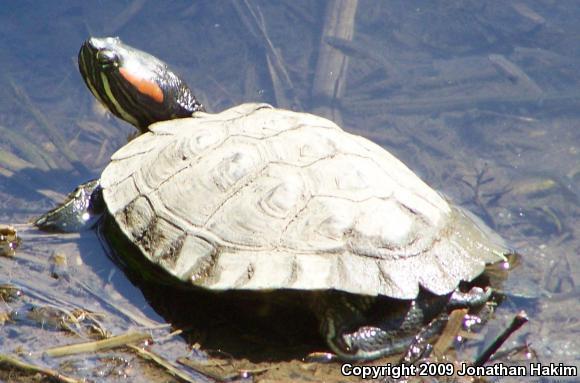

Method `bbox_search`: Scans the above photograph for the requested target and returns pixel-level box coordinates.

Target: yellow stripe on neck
[100,73,139,127]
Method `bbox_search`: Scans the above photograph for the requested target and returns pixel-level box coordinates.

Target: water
[0,1,578,382]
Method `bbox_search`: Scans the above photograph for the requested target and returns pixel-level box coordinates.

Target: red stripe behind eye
[119,67,164,104]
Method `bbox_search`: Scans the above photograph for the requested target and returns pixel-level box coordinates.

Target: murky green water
[0,1,578,382]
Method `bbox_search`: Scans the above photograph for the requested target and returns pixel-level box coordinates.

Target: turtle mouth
[79,38,121,76]
[78,39,114,103]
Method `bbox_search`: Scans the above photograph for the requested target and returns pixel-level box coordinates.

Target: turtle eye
[96,49,119,67]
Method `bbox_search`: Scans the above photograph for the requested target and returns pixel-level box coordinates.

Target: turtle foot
[35,179,103,233]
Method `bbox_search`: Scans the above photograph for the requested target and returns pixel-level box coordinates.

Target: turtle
[36,37,512,361]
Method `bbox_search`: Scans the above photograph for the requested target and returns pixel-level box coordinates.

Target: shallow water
[0,1,578,382]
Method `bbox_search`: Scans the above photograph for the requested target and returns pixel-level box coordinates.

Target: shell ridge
[105,106,509,299]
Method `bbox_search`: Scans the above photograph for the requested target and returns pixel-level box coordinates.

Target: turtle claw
[449,286,493,308]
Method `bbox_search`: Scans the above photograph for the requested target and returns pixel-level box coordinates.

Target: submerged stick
[0,353,82,383]
[0,125,54,171]
[233,0,301,110]
[9,80,88,175]
[43,331,149,358]
[128,345,199,383]
[347,90,580,115]
[312,0,358,125]
[473,310,529,367]
[432,308,468,356]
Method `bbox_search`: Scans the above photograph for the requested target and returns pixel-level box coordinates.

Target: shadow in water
[99,216,326,361]
[95,214,529,362]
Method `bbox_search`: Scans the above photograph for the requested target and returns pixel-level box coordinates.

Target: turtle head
[79,37,204,132]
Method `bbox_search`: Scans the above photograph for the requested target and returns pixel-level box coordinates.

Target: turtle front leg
[35,179,104,233]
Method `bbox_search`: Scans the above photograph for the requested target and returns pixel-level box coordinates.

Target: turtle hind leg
[316,291,450,361]
[335,316,448,362]
[35,179,104,233]
[319,288,494,361]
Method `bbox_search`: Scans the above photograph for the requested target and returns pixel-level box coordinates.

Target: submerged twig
[9,80,88,175]
[459,166,498,229]
[473,311,529,367]
[233,0,301,109]
[488,54,543,95]
[178,356,270,382]
[432,308,468,356]
[0,353,82,383]
[43,331,150,358]
[128,344,200,383]
[75,279,165,329]
[0,148,34,172]
[346,89,580,116]
[0,124,55,171]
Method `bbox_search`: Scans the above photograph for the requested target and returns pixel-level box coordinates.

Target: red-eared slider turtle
[36,37,511,361]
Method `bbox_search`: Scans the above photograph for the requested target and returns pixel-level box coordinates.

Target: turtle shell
[101,103,507,299]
